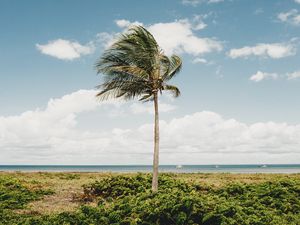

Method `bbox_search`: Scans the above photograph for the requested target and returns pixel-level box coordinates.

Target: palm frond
[98,26,160,76]
[162,55,182,81]
[95,25,181,102]
[139,93,154,102]
[96,78,151,101]
[163,84,181,97]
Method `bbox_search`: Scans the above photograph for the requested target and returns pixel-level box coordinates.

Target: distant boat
[261,165,267,168]
[176,165,183,169]
[215,165,219,168]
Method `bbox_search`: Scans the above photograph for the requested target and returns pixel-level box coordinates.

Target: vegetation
[0,175,53,224]
[0,172,299,224]
[0,176,52,210]
[95,26,182,191]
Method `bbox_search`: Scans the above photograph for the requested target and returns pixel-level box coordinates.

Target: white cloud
[130,102,176,114]
[191,15,207,30]
[115,19,143,28]
[95,21,143,50]
[278,9,300,26]
[278,10,297,22]
[96,32,116,49]
[254,8,264,15]
[36,39,94,60]
[192,57,208,64]
[0,90,101,143]
[248,70,300,81]
[228,43,295,59]
[121,15,207,31]
[287,71,300,80]
[249,71,278,82]
[147,19,222,56]
[101,19,222,56]
[182,0,201,6]
[295,0,300,4]
[1,90,300,164]
[208,0,224,3]
[182,0,224,6]
[115,19,132,28]
[37,16,219,60]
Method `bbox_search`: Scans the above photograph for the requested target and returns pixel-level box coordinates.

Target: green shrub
[0,176,54,225]
[82,173,196,200]
[1,174,300,225]
[0,177,51,210]
[58,174,80,180]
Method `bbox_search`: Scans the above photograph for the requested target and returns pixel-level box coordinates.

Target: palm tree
[95,26,182,192]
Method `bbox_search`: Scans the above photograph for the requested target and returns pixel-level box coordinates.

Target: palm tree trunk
[152,91,159,192]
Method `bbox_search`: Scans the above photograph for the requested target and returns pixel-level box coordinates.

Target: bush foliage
[0,176,53,225]
[1,174,299,225]
[0,176,51,210]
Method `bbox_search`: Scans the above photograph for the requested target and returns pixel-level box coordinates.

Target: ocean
[0,164,300,173]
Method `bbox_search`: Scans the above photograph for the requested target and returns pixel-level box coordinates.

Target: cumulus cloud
[278,9,300,26]
[228,43,295,59]
[110,19,222,56]
[37,16,219,60]
[0,90,300,164]
[149,20,222,55]
[295,0,300,4]
[250,71,278,82]
[0,90,101,146]
[36,39,94,60]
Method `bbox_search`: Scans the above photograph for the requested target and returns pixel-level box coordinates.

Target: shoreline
[1,170,300,174]
[1,164,300,173]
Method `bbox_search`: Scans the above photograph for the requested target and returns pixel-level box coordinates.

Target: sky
[1,0,300,165]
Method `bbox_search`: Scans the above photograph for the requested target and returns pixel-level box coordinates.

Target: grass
[0,172,111,214]
[0,172,299,224]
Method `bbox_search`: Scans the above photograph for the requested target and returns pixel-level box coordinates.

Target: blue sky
[1,0,300,164]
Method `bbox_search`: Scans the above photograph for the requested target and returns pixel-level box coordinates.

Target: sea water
[0,164,300,173]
